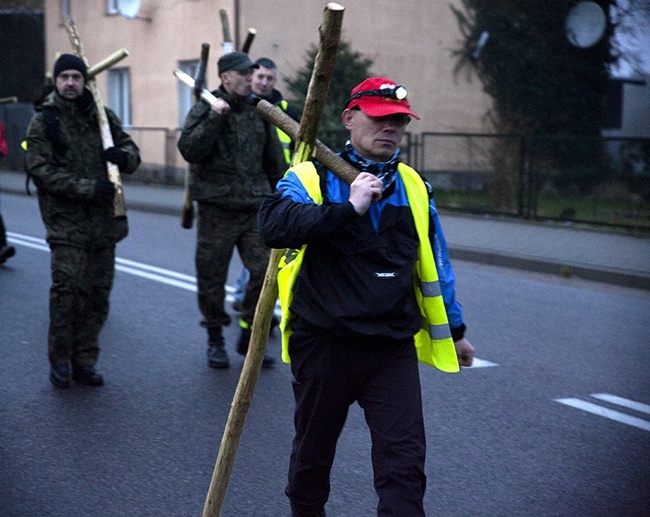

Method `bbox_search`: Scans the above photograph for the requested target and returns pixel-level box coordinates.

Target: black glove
[93,178,115,201]
[102,146,128,168]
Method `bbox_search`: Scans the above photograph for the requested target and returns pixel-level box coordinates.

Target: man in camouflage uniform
[230,57,302,311]
[178,51,285,369]
[25,54,141,388]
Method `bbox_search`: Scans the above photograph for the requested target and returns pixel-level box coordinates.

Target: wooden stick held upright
[241,28,257,54]
[181,43,210,229]
[219,9,234,54]
[63,17,127,219]
[201,4,345,516]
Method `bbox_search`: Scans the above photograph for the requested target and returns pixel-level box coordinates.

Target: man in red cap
[259,77,475,516]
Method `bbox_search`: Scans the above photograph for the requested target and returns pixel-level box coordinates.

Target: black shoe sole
[208,360,230,369]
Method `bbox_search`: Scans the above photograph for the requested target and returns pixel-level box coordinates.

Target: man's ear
[341,109,354,130]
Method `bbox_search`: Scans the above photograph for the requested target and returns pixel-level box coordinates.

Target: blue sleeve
[430,197,464,329]
[276,172,315,204]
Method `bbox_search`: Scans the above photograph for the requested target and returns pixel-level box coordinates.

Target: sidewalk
[2,169,649,290]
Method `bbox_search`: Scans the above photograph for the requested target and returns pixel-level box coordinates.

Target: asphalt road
[1,192,649,516]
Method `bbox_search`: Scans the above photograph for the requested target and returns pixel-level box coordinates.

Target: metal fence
[416,132,650,231]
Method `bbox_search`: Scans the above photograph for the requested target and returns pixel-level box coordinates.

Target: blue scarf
[341,140,400,192]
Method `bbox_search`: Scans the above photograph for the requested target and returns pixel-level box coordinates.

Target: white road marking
[8,231,491,354]
[555,397,650,432]
[468,358,498,368]
[590,393,650,415]
[8,232,250,303]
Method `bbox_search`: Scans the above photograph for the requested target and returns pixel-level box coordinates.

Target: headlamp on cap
[345,84,408,109]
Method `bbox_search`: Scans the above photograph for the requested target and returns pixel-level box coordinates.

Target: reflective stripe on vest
[276,161,459,372]
[276,100,293,164]
[400,163,459,372]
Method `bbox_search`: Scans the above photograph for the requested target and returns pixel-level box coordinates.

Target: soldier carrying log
[177,51,285,370]
[24,54,141,388]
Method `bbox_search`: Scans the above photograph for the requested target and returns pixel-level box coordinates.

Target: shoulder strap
[41,106,67,155]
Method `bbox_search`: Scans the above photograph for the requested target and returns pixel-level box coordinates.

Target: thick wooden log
[256,99,359,185]
[86,48,129,79]
[63,17,126,219]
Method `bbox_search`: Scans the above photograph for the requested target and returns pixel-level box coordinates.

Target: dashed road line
[555,394,650,432]
[8,231,496,366]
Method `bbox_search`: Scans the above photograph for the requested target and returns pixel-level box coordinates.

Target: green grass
[433,190,650,231]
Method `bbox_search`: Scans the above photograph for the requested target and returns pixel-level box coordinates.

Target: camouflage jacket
[177,86,286,211]
[25,90,140,248]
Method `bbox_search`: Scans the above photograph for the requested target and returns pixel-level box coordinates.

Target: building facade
[44,0,493,172]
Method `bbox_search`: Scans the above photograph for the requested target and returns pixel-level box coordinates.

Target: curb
[450,246,650,291]
[3,174,648,291]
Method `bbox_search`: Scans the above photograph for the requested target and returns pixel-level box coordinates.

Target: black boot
[71,365,104,386]
[207,326,229,369]
[50,362,71,388]
[0,245,15,264]
[291,502,326,517]
[237,323,275,368]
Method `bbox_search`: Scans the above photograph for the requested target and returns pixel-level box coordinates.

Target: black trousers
[286,323,427,516]
[0,213,7,248]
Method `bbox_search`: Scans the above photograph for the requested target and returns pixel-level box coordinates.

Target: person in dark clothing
[177,52,286,369]
[258,77,475,516]
[0,119,16,264]
[231,56,301,313]
[25,54,141,388]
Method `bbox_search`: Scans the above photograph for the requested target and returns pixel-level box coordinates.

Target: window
[106,0,119,15]
[107,67,131,127]
[177,60,202,127]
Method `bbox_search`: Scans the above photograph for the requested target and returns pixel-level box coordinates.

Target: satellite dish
[117,0,141,19]
[565,1,607,48]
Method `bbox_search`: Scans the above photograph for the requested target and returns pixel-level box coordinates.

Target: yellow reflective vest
[276,100,293,164]
[277,161,460,373]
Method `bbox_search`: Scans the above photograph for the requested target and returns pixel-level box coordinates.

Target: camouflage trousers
[196,203,270,329]
[48,244,116,367]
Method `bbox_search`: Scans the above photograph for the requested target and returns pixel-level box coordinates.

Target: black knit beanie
[53,54,87,82]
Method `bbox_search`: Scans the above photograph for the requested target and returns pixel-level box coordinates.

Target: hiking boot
[207,327,229,369]
[237,326,275,368]
[72,365,104,386]
[0,245,15,264]
[50,362,71,388]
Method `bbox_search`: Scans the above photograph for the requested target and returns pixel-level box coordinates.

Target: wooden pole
[201,4,345,516]
[86,48,129,79]
[180,43,210,230]
[219,9,234,54]
[241,28,257,54]
[256,100,359,185]
[0,96,18,105]
[63,16,127,219]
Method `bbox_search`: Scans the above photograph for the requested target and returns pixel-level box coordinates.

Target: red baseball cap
[345,77,420,120]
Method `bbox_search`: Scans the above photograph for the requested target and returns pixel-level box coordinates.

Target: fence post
[164,128,178,184]
[517,135,526,218]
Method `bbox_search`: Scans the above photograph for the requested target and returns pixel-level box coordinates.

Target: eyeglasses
[344,85,408,109]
